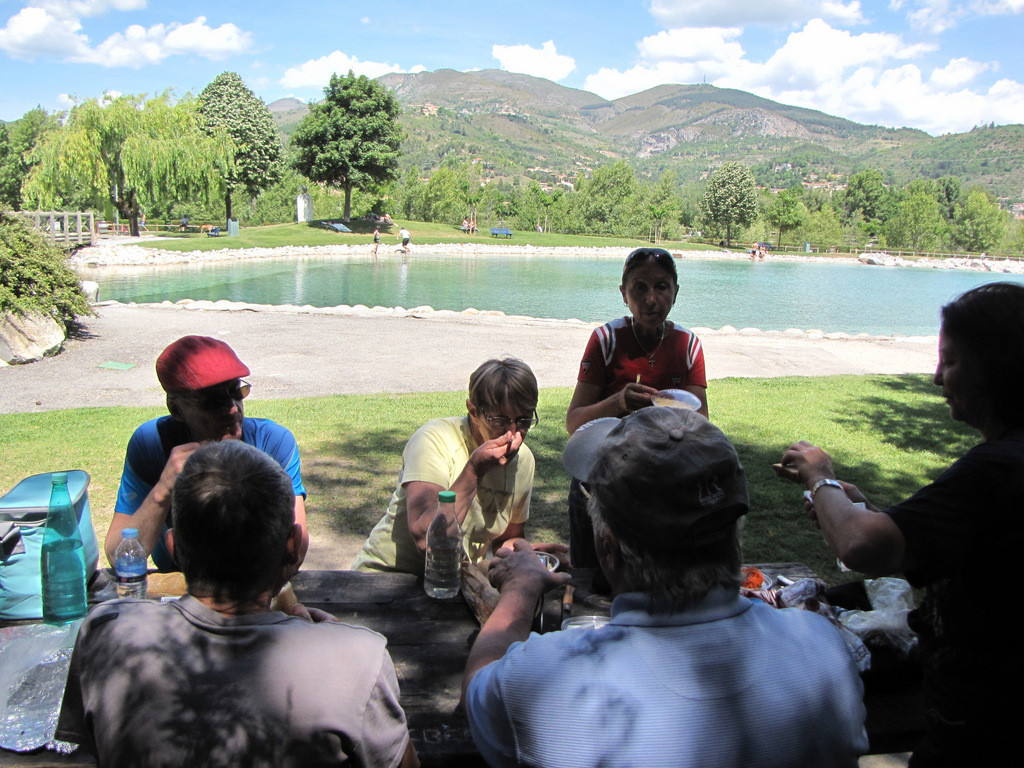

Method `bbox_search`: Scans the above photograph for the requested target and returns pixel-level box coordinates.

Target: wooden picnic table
[0,564,924,766]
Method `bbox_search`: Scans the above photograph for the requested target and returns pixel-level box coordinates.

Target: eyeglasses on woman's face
[481,409,539,432]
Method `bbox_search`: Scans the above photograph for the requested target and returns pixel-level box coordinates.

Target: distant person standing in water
[372,227,381,256]
[399,227,411,253]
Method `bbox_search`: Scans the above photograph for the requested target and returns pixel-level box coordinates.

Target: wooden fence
[17,210,96,248]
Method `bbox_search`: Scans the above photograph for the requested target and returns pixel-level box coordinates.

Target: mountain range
[269,69,1024,199]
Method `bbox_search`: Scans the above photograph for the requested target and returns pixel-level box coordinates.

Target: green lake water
[82,253,1024,337]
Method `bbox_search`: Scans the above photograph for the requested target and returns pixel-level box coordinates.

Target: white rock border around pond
[92,298,937,345]
[70,239,1024,275]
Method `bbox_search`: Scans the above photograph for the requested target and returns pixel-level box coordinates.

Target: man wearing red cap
[105,336,307,571]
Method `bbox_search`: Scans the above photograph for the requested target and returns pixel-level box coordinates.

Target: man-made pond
[82,254,1024,337]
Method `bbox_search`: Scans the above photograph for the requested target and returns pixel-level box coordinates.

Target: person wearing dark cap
[105,335,307,571]
[463,408,867,768]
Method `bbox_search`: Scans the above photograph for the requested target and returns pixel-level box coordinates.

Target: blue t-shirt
[115,416,306,570]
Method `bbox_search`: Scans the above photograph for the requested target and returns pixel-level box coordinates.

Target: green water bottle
[40,472,88,625]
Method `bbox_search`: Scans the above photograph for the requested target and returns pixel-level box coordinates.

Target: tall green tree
[935,176,962,221]
[198,71,283,223]
[839,169,893,235]
[701,162,757,246]
[291,71,403,222]
[0,107,58,210]
[576,161,641,235]
[24,93,232,235]
[885,191,946,251]
[799,204,844,250]
[764,188,807,247]
[951,188,1007,253]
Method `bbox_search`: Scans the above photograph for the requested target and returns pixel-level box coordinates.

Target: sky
[1,0,1023,136]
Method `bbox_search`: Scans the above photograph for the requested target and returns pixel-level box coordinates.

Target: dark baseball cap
[563,409,748,549]
[155,336,250,392]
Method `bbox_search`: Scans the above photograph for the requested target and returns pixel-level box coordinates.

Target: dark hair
[941,281,1024,427]
[621,247,677,284]
[172,441,295,601]
[468,357,538,413]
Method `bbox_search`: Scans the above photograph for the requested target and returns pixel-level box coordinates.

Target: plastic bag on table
[838,576,918,658]
[772,577,872,672]
[0,621,81,754]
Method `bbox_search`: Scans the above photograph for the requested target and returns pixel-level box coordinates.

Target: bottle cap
[51,472,68,485]
[438,490,456,503]
[122,528,139,538]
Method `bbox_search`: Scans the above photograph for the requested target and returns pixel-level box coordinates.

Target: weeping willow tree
[24,93,234,236]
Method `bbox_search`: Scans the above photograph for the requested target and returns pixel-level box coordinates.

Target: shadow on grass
[265,375,975,583]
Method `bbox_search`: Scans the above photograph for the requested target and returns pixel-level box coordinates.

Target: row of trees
[387,159,700,241]
[697,163,1020,254]
[2,70,1021,255]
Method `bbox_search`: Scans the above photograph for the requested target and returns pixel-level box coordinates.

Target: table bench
[489,228,512,238]
[0,565,924,765]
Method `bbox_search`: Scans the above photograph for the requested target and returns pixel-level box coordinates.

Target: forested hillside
[269,70,1024,199]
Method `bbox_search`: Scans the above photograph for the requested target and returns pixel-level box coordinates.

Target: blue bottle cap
[122,528,139,538]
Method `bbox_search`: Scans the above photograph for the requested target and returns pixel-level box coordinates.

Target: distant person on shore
[462,218,470,232]
[564,247,708,574]
[372,226,381,256]
[469,217,477,233]
[64,440,418,768]
[352,358,564,574]
[776,281,1024,766]
[106,335,307,572]
[398,227,411,253]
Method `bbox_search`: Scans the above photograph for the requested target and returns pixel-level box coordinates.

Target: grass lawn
[138,220,765,254]
[0,373,973,582]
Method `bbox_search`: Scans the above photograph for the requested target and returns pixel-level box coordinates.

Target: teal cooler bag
[0,470,99,620]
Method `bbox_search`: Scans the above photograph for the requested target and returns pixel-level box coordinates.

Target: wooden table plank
[1,565,923,765]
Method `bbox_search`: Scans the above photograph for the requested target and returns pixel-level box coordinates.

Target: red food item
[741,567,764,590]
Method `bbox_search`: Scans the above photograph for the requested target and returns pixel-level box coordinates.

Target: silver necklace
[631,319,665,367]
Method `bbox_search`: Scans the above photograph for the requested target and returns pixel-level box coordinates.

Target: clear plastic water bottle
[41,472,88,625]
[424,490,462,599]
[114,528,148,599]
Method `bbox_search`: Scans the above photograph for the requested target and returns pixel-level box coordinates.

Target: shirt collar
[609,586,750,627]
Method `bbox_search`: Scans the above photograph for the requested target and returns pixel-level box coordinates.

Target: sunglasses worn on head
[177,381,251,411]
[622,248,677,280]
[481,409,539,432]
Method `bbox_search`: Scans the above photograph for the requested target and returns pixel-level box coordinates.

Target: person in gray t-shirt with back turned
[61,440,419,768]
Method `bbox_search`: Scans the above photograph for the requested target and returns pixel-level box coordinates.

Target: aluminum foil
[0,621,81,754]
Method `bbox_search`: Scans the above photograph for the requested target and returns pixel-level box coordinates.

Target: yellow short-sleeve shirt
[351,417,534,574]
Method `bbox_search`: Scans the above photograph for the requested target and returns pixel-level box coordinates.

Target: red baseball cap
[155,336,250,392]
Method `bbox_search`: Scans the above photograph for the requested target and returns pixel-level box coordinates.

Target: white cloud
[0,4,251,66]
[37,0,147,18]
[72,16,251,67]
[637,27,745,62]
[929,56,991,87]
[971,0,1024,12]
[491,40,575,80]
[649,0,865,27]
[582,17,1024,134]
[0,6,92,59]
[279,51,423,88]
[893,0,966,32]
